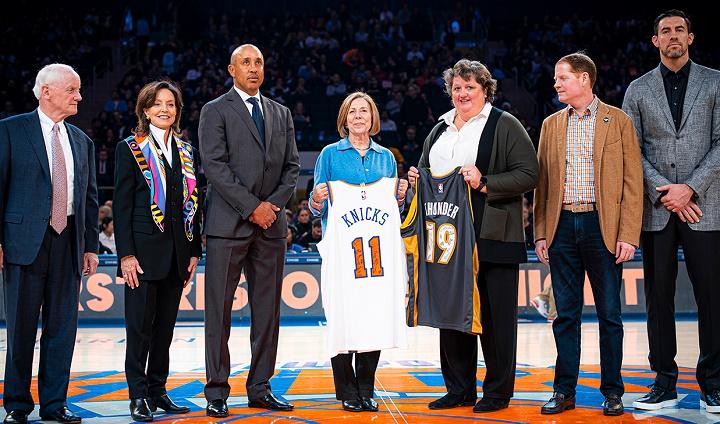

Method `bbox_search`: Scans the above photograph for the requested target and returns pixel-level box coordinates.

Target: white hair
[32,63,80,99]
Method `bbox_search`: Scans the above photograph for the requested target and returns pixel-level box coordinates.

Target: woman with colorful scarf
[113,81,201,422]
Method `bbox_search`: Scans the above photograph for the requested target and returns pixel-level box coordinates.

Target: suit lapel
[66,124,83,212]
[555,110,568,191]
[225,89,263,148]
[650,67,676,132]
[261,95,273,153]
[24,111,51,180]
[593,102,611,186]
[679,62,702,131]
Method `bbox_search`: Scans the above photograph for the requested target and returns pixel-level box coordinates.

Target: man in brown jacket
[533,52,643,417]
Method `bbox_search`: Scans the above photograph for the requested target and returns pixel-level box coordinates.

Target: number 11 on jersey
[351,236,384,278]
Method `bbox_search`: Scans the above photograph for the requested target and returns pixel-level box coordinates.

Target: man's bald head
[228,44,265,95]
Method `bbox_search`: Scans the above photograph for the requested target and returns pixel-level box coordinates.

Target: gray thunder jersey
[401,167,481,334]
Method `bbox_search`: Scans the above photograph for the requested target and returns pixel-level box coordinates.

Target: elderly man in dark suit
[622,9,720,413]
[0,64,99,424]
[199,44,300,418]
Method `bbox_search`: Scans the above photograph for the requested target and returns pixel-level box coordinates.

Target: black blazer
[113,135,202,281]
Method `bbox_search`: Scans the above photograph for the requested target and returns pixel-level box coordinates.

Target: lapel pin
[603,117,609,123]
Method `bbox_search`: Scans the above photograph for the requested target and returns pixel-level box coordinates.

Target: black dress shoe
[341,399,363,412]
[541,393,576,414]
[361,397,379,411]
[473,397,510,413]
[603,394,624,416]
[40,406,82,423]
[129,398,153,422]
[3,410,28,424]
[148,394,190,414]
[248,393,294,411]
[428,393,476,409]
[206,399,229,418]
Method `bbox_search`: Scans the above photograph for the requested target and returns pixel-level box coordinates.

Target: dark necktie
[246,97,265,146]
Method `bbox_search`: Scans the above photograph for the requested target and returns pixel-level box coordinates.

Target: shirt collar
[660,60,691,78]
[440,102,493,125]
[567,95,599,117]
[37,107,67,137]
[233,86,262,105]
[337,137,383,153]
[149,123,172,146]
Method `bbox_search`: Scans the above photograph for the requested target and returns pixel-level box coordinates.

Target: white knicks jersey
[318,177,408,357]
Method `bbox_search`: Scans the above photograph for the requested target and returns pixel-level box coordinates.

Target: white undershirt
[149,124,173,167]
[429,102,492,175]
[233,86,264,117]
[37,107,75,215]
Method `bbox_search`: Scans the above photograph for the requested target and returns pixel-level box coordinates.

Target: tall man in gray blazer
[1,64,99,424]
[622,9,720,413]
[199,44,300,417]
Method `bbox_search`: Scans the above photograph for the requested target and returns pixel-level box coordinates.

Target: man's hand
[675,200,702,223]
[657,183,695,211]
[397,179,408,205]
[121,255,145,289]
[249,201,280,229]
[83,252,99,276]
[185,256,200,287]
[615,241,636,264]
[535,239,549,265]
[407,166,420,190]
[0,244,4,271]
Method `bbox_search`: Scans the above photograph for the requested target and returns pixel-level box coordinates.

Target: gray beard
[663,47,687,59]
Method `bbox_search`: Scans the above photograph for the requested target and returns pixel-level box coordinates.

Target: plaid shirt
[563,96,599,204]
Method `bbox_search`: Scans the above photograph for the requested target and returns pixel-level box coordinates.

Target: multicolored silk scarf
[124,134,199,241]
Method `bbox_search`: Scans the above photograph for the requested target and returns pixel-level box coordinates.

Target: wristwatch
[478,176,488,189]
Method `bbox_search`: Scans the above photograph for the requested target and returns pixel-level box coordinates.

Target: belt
[561,202,596,213]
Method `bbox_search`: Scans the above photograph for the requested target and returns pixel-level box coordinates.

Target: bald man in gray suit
[199,44,299,417]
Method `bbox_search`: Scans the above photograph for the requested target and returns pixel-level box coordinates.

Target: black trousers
[331,351,381,400]
[439,262,519,400]
[124,257,183,399]
[3,221,78,416]
[204,234,286,401]
[641,215,720,393]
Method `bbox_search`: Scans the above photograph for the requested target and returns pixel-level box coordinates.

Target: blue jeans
[548,210,624,397]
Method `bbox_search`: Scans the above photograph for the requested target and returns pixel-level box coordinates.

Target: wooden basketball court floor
[1,319,716,423]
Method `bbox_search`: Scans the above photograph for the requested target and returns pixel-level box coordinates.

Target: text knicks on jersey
[341,206,391,228]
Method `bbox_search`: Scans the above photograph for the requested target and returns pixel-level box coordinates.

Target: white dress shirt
[429,102,493,175]
[233,86,264,117]
[37,107,75,215]
[149,124,174,168]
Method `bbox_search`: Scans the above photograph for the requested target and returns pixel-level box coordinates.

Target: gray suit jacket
[199,88,300,239]
[622,61,720,231]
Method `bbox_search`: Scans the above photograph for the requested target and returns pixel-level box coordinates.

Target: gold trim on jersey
[466,182,475,222]
[471,243,482,334]
[404,235,420,326]
[401,188,419,230]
